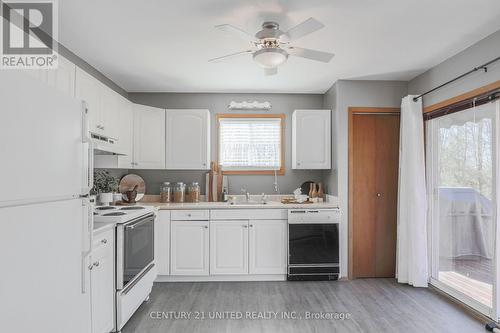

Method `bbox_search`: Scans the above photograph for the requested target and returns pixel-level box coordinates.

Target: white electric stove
[94,205,155,224]
[93,204,157,332]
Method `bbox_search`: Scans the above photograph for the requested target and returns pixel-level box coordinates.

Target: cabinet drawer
[171,210,209,221]
[93,228,113,251]
[210,209,287,220]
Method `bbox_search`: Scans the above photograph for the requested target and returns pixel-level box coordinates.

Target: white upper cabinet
[75,67,102,135]
[47,55,76,96]
[292,109,331,169]
[165,109,210,170]
[210,221,249,275]
[116,97,134,167]
[75,67,124,140]
[133,104,166,169]
[249,220,287,275]
[99,86,121,140]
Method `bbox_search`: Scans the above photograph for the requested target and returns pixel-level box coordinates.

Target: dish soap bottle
[222,187,228,202]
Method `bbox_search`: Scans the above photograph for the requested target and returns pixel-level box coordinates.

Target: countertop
[140,201,339,210]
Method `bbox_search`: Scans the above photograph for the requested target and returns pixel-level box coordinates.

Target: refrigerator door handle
[81,101,94,194]
[81,198,94,294]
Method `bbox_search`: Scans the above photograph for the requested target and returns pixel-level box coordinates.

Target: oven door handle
[125,216,153,230]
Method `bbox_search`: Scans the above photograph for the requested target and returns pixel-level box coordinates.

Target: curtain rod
[423,89,500,121]
[413,56,500,102]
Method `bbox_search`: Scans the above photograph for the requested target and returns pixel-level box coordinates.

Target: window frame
[216,113,285,175]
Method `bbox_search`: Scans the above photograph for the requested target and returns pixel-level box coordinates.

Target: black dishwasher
[288,209,340,281]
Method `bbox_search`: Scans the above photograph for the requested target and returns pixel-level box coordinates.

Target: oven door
[117,213,155,290]
[288,223,339,266]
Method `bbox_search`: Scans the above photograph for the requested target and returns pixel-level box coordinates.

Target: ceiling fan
[209,18,335,76]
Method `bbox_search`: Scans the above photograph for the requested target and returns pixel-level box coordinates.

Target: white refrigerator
[0,71,94,333]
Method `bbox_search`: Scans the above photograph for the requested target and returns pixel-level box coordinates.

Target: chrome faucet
[241,188,251,202]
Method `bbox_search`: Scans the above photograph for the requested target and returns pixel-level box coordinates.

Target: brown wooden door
[351,113,400,278]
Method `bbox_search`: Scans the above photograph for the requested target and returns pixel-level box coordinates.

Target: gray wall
[322,80,408,277]
[321,82,338,195]
[127,93,325,195]
[408,30,500,106]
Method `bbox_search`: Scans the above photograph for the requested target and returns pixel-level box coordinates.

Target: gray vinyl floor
[122,278,486,333]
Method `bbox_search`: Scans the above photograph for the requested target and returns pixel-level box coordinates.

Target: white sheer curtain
[397,95,429,287]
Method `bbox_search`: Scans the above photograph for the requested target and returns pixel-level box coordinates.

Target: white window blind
[219,118,282,170]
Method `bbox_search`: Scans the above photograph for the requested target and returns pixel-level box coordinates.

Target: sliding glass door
[426,99,499,317]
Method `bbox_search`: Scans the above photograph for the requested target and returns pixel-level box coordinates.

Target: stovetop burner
[120,206,146,210]
[96,206,116,210]
[103,212,127,216]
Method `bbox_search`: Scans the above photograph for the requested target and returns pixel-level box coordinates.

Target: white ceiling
[59,0,500,93]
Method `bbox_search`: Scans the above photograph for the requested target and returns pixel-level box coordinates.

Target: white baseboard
[155,274,287,282]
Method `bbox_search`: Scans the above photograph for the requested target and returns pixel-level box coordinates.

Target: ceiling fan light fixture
[252,48,288,68]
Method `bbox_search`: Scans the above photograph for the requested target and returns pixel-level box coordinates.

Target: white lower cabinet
[249,220,287,274]
[170,221,209,275]
[210,221,249,275]
[165,210,287,279]
[155,211,170,275]
[91,228,114,333]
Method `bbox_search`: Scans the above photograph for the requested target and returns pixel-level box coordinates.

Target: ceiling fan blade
[208,50,253,63]
[264,67,278,76]
[284,18,324,41]
[215,24,256,42]
[287,47,334,63]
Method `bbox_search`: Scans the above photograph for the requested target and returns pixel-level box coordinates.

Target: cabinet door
[171,221,209,275]
[165,109,210,170]
[292,110,331,169]
[117,97,134,168]
[100,87,121,140]
[133,104,166,169]
[249,220,287,274]
[75,67,101,134]
[154,211,170,276]
[90,233,114,333]
[47,55,75,96]
[210,221,248,275]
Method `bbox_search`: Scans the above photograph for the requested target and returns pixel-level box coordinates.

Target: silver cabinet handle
[243,225,248,228]
[101,238,107,244]
[187,213,192,217]
[203,226,208,229]
[249,224,253,228]
[93,261,100,267]
[376,193,382,197]
[88,264,94,270]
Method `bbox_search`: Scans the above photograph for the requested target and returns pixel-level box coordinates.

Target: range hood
[92,134,127,155]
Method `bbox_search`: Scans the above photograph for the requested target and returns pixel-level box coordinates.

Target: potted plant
[92,170,119,205]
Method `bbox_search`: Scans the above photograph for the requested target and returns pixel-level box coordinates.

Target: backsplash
[100,168,324,195]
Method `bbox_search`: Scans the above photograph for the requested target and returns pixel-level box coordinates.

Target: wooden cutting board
[118,174,146,201]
